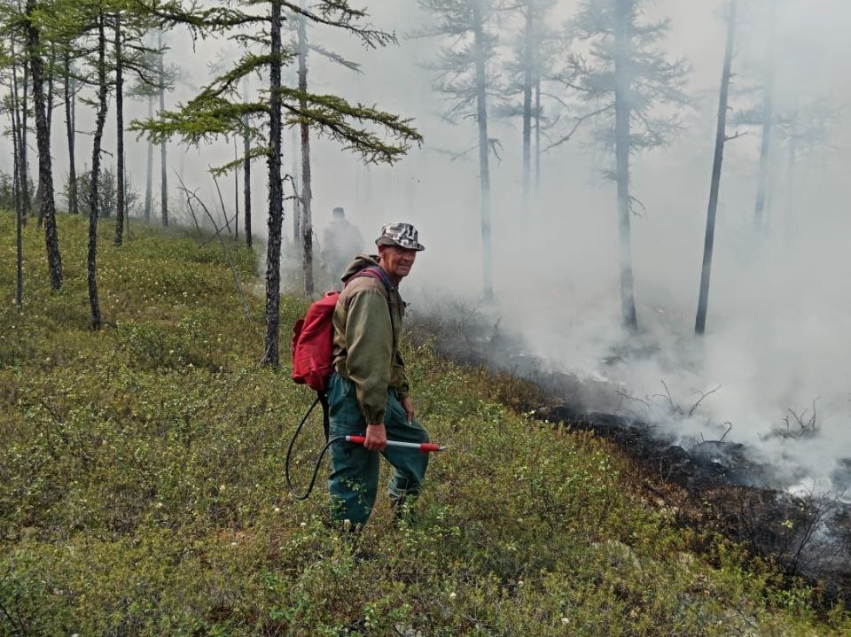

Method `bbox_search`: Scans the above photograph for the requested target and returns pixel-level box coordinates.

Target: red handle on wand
[345,435,447,453]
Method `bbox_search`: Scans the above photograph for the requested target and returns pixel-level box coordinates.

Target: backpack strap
[349,265,393,294]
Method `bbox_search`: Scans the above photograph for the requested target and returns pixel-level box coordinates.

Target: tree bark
[39,44,57,227]
[11,104,23,308]
[233,139,239,240]
[46,43,55,141]
[472,0,493,302]
[114,16,126,246]
[242,76,252,247]
[298,8,314,296]
[26,0,62,290]
[261,0,284,367]
[21,59,31,219]
[11,49,28,227]
[63,51,78,215]
[89,10,109,330]
[614,0,637,330]
[144,95,153,221]
[291,126,300,247]
[696,0,737,336]
[158,30,168,227]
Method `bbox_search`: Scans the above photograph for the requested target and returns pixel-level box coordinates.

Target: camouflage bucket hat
[375,222,425,252]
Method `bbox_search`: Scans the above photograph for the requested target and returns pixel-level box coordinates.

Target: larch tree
[134,0,421,368]
[552,0,690,330]
[127,34,176,224]
[498,0,558,205]
[112,11,169,245]
[61,49,80,215]
[288,2,362,296]
[241,74,251,246]
[732,0,798,239]
[295,6,314,296]
[0,22,31,225]
[35,31,57,226]
[752,0,776,235]
[20,53,31,219]
[0,0,36,223]
[774,100,840,239]
[157,29,168,226]
[0,4,34,222]
[113,13,126,244]
[417,0,500,301]
[696,0,738,336]
[0,43,26,305]
[87,3,109,329]
[23,0,63,289]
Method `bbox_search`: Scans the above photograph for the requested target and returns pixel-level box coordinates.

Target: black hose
[285,394,345,501]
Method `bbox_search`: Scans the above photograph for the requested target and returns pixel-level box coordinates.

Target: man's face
[379,245,418,280]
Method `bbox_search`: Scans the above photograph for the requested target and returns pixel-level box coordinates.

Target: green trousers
[327,372,430,526]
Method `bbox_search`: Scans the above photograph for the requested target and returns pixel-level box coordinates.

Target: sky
[4,0,851,494]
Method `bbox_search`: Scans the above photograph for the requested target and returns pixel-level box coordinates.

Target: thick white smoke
[4,0,847,493]
[316,0,851,495]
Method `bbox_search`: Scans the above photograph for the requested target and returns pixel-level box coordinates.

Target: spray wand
[343,435,447,453]
[285,395,447,500]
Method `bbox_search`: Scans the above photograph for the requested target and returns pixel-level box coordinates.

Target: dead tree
[696,0,738,336]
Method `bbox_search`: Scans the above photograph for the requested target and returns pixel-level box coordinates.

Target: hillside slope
[0,212,847,636]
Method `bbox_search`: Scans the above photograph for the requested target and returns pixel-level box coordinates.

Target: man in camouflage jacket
[327,222,429,527]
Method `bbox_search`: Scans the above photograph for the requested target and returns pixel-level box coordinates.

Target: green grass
[0,211,847,636]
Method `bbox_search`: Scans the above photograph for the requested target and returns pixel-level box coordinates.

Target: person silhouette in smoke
[321,207,365,290]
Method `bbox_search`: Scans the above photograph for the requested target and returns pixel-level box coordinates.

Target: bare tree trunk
[291,126,300,247]
[472,0,493,302]
[89,10,109,330]
[10,104,23,308]
[784,114,798,242]
[114,16,126,246]
[46,43,55,141]
[297,8,314,296]
[39,44,57,227]
[26,0,62,290]
[614,0,636,330]
[242,76,252,247]
[261,0,284,368]
[63,51,78,215]
[123,151,129,238]
[158,30,168,227]
[753,1,776,234]
[233,138,239,241]
[22,61,31,220]
[521,6,533,204]
[243,122,252,246]
[11,48,28,228]
[144,95,153,221]
[534,77,541,198]
[696,0,737,336]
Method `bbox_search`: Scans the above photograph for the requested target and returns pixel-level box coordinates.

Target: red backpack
[291,267,391,393]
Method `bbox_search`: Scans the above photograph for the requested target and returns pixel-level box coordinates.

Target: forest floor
[0,211,848,636]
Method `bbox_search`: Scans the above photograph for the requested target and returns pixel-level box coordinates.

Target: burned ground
[540,404,851,607]
[407,309,851,608]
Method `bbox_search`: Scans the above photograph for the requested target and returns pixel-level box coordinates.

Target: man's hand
[401,395,415,424]
[364,423,387,451]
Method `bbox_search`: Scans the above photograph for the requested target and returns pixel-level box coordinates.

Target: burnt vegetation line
[405,311,851,611]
